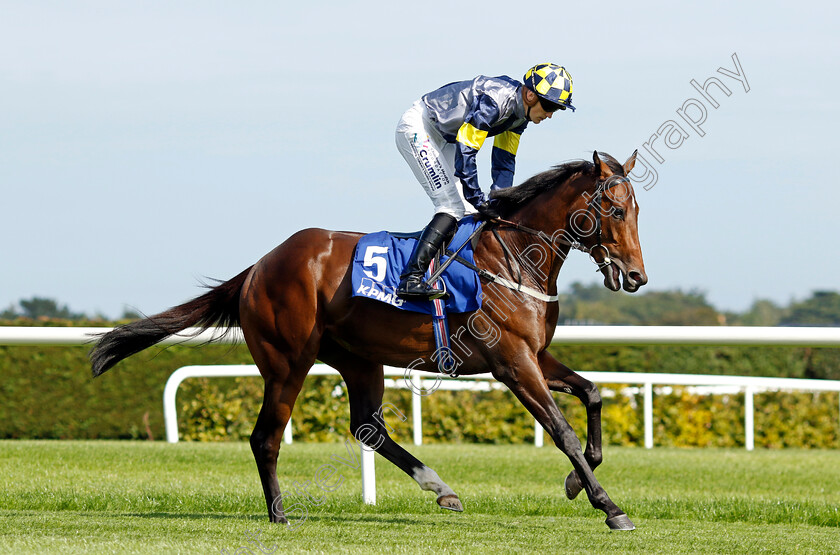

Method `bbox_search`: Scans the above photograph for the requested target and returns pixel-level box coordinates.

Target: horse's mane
[490,152,625,216]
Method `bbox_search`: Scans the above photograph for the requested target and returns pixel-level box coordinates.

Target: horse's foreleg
[323,343,463,512]
[498,360,633,530]
[538,350,602,500]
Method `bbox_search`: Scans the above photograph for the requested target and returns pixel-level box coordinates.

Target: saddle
[351,216,484,315]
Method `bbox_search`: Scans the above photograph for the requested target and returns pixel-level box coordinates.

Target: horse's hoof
[437,494,463,512]
[606,514,635,531]
[564,470,583,500]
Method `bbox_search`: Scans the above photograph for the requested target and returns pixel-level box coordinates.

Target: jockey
[395,63,575,300]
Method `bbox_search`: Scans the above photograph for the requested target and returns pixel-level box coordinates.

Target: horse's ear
[623,150,638,175]
[593,150,612,177]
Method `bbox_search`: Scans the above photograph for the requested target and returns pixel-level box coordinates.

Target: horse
[90,150,647,531]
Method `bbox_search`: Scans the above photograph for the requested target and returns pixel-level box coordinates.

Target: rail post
[744,385,755,451]
[412,374,423,446]
[644,381,654,449]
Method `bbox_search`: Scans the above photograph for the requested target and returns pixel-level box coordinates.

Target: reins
[426,176,625,303]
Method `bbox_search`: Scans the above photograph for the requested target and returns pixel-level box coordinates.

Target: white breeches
[395,100,475,218]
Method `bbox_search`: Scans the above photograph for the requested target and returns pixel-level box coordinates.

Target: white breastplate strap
[484,273,558,303]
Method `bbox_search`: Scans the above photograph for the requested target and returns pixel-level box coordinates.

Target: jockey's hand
[476,200,501,220]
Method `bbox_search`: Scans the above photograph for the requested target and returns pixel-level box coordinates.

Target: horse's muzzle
[622,269,648,292]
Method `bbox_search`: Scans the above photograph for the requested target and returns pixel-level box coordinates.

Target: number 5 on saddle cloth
[351,216,484,373]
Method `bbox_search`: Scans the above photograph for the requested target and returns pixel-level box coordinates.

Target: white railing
[162,363,840,505]
[162,364,840,451]
[162,364,504,446]
[3,325,840,346]
[0,326,243,346]
[552,325,840,346]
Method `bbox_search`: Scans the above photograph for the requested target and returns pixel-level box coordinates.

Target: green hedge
[0,321,254,439]
[177,375,839,449]
[1,322,838,447]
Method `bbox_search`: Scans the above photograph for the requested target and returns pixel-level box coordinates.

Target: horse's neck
[498,174,592,292]
[513,174,590,233]
[499,229,571,294]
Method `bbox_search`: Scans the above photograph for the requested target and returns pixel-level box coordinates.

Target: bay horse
[90,150,647,531]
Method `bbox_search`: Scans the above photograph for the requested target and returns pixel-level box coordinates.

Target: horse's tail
[89,266,254,378]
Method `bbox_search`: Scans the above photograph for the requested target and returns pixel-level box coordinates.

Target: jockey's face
[522,87,556,124]
[528,102,554,124]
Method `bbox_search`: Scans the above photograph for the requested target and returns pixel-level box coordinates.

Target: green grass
[1,441,839,553]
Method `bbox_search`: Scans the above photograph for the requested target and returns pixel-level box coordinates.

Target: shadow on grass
[292,513,438,526]
[122,510,458,528]
[124,512,265,521]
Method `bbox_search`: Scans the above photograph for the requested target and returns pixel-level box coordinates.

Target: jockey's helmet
[523,63,575,112]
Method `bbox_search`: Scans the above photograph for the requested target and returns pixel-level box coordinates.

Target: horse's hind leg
[538,350,603,500]
[319,339,463,512]
[246,340,314,524]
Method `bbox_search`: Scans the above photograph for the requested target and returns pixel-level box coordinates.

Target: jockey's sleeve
[490,121,527,191]
[454,94,501,208]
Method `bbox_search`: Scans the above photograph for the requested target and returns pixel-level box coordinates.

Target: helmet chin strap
[524,84,533,122]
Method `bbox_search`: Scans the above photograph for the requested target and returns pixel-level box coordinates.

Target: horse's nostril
[628,271,644,284]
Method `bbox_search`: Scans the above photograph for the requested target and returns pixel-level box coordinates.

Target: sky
[2,0,838,319]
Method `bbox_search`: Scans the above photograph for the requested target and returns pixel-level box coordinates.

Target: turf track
[1,441,838,553]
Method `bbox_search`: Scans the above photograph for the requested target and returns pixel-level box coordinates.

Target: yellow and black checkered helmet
[523,63,575,111]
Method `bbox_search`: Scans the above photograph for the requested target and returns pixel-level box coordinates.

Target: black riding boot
[396,213,458,300]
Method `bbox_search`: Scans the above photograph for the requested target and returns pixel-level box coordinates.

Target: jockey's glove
[476,200,501,220]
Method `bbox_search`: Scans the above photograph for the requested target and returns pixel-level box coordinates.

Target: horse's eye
[613,208,625,220]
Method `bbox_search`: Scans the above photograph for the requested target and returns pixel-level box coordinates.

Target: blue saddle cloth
[351,216,483,314]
